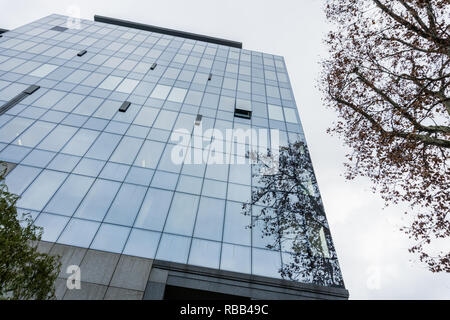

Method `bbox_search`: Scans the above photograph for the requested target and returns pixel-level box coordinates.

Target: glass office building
[0,14,347,299]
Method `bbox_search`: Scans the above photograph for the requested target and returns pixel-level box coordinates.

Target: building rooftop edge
[94,15,243,49]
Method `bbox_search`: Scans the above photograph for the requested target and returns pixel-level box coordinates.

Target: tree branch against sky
[320,0,449,272]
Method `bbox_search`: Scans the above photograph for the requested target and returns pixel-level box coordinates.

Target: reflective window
[123,229,160,259]
[47,154,80,172]
[150,84,171,100]
[223,201,251,246]
[156,233,190,264]
[229,163,251,185]
[74,179,121,221]
[104,183,146,226]
[44,174,94,216]
[156,144,183,173]
[110,136,143,165]
[150,171,178,190]
[134,140,165,169]
[29,63,58,77]
[34,213,69,242]
[202,179,227,199]
[61,129,99,156]
[51,93,84,112]
[164,193,199,236]
[153,110,178,131]
[72,97,103,116]
[125,166,154,186]
[99,162,129,181]
[57,218,100,248]
[0,117,34,144]
[21,149,55,167]
[188,239,221,269]
[134,188,173,231]
[4,165,41,195]
[37,125,77,152]
[252,248,282,278]
[14,121,56,148]
[90,224,130,253]
[283,108,298,123]
[17,170,67,211]
[227,183,251,203]
[116,78,139,94]
[73,158,105,177]
[268,105,284,121]
[176,175,202,194]
[167,87,187,103]
[193,197,225,241]
[220,243,251,273]
[85,132,121,160]
[133,107,159,127]
[99,75,123,90]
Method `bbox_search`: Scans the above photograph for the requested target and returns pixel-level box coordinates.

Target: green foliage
[0,164,61,300]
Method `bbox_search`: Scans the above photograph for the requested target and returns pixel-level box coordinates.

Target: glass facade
[0,14,338,283]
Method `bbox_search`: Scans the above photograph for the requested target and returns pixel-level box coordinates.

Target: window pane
[74,179,121,221]
[85,132,121,160]
[252,248,281,278]
[268,105,284,121]
[227,183,251,202]
[176,175,202,194]
[4,165,41,195]
[90,224,130,253]
[37,125,78,152]
[133,107,158,127]
[223,201,251,246]
[229,163,251,185]
[73,158,105,177]
[57,218,100,248]
[220,243,251,273]
[134,188,173,231]
[125,166,154,186]
[188,239,220,269]
[99,162,129,181]
[17,170,67,211]
[110,136,143,165]
[193,197,225,241]
[201,179,227,199]
[0,117,34,144]
[123,229,160,259]
[116,78,139,94]
[104,183,147,226]
[153,110,178,131]
[14,121,56,148]
[61,129,99,156]
[150,84,171,100]
[164,193,199,236]
[167,87,187,103]
[34,213,69,242]
[29,64,58,77]
[284,108,298,123]
[156,234,190,264]
[150,171,178,190]
[44,174,94,216]
[134,140,165,168]
[99,75,123,90]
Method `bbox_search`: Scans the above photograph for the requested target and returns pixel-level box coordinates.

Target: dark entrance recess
[163,285,250,300]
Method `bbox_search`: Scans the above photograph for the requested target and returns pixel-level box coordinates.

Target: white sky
[1,0,449,299]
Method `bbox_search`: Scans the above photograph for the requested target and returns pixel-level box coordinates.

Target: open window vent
[51,26,68,32]
[234,108,252,120]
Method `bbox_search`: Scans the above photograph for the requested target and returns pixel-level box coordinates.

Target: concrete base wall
[37,241,349,300]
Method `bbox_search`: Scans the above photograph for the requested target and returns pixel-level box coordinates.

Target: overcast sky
[1,0,449,299]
